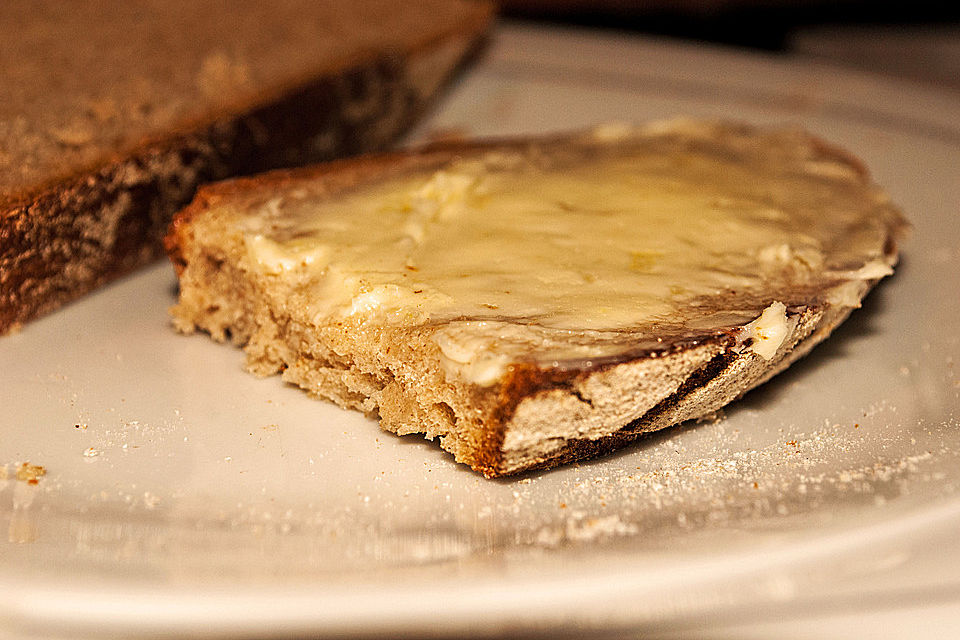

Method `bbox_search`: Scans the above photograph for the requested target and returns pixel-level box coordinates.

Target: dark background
[499,0,960,90]
[499,0,960,50]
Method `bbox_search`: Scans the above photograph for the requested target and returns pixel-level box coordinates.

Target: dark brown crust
[473,334,737,476]
[504,338,730,431]
[475,363,584,475]
[498,351,742,477]
[0,2,494,334]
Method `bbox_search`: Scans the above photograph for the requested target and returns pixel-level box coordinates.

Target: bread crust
[165,122,908,477]
[0,1,493,334]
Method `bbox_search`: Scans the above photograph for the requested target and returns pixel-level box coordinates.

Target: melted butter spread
[236,122,904,384]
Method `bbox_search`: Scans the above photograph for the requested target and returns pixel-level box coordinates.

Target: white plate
[2,23,959,639]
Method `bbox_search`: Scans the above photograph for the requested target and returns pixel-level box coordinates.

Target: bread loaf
[0,0,492,333]
[166,120,907,476]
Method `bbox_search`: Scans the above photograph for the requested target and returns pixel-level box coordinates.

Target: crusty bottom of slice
[169,226,867,476]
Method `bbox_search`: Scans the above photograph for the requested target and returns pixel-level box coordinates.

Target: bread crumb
[49,120,96,147]
[0,462,47,484]
[196,51,250,97]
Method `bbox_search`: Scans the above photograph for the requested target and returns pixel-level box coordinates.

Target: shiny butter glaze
[233,122,905,383]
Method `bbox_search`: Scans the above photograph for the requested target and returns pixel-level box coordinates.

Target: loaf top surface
[0,0,492,208]
[168,120,908,385]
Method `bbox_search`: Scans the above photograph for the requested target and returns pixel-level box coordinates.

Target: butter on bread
[165,120,907,476]
[0,0,492,334]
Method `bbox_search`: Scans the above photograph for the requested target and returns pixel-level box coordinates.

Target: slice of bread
[0,0,492,334]
[166,120,908,477]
